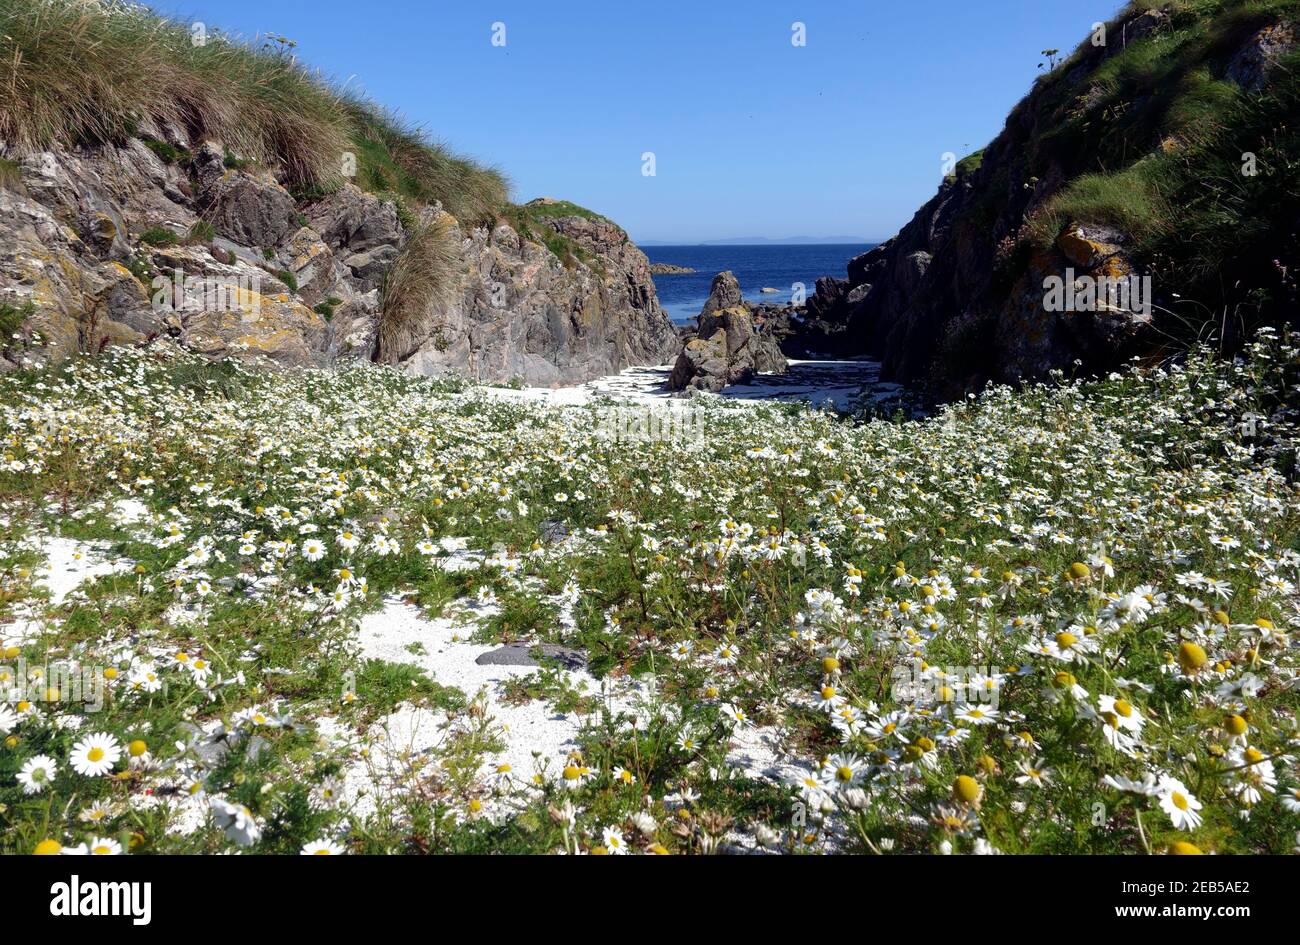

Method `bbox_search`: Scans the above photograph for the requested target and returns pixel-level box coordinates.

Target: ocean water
[641,243,874,323]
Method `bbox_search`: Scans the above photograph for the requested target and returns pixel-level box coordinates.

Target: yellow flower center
[953,775,981,804]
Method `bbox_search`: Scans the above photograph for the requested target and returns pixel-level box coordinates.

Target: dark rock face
[786,6,1297,401]
[0,138,675,383]
[1225,21,1295,91]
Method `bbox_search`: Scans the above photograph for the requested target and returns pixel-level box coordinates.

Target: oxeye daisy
[1157,776,1203,830]
[1014,758,1052,787]
[1098,694,1145,735]
[301,538,326,561]
[80,836,123,856]
[69,732,122,777]
[955,704,1000,726]
[1281,786,1300,814]
[822,752,863,789]
[813,683,843,711]
[16,754,57,794]
[720,702,749,727]
[601,826,627,854]
[300,839,346,855]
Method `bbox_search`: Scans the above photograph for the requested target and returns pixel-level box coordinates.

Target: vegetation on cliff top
[0,0,508,222]
[500,199,621,272]
[1015,0,1298,312]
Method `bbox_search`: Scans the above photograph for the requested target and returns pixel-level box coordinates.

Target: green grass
[500,200,614,272]
[0,156,22,190]
[343,100,508,226]
[187,219,216,244]
[1001,0,1300,315]
[0,300,33,339]
[0,0,508,210]
[139,226,180,247]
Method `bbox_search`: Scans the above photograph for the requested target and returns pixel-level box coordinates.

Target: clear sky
[145,0,1129,243]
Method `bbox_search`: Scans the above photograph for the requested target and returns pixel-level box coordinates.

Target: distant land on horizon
[635,236,874,247]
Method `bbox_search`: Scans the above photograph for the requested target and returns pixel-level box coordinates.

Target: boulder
[668,304,788,393]
[475,643,587,670]
[399,208,678,386]
[307,184,406,255]
[1225,21,1294,91]
[700,270,744,315]
[201,167,298,248]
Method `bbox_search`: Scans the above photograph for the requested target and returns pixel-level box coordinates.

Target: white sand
[343,596,632,816]
[35,536,132,605]
[476,359,900,412]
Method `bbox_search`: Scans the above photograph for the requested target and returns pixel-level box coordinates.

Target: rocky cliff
[0,139,675,384]
[797,1,1299,400]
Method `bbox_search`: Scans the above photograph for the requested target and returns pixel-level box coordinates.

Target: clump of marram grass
[344,100,509,226]
[0,0,346,187]
[376,215,461,365]
[0,0,508,209]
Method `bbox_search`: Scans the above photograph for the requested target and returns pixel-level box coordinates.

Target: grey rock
[540,519,570,544]
[203,168,297,248]
[669,302,788,393]
[1225,21,1295,91]
[475,643,587,670]
[700,270,743,315]
[307,184,405,254]
[399,208,679,386]
[0,140,674,383]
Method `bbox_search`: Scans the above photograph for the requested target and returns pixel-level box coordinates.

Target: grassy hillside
[1016,0,1298,318]
[0,0,508,223]
[837,0,1299,397]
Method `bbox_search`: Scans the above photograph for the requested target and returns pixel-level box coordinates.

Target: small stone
[475,643,587,670]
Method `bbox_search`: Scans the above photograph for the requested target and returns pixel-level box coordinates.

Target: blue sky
[146,0,1128,242]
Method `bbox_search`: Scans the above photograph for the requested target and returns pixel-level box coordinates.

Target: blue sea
[640,243,873,324]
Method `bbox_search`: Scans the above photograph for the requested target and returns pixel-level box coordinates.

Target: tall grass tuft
[0,0,508,208]
[376,215,460,365]
[345,100,509,226]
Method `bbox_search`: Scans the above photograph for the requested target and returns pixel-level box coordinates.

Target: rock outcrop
[700,270,744,315]
[792,3,1299,400]
[398,209,678,386]
[0,136,676,384]
[668,272,787,393]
